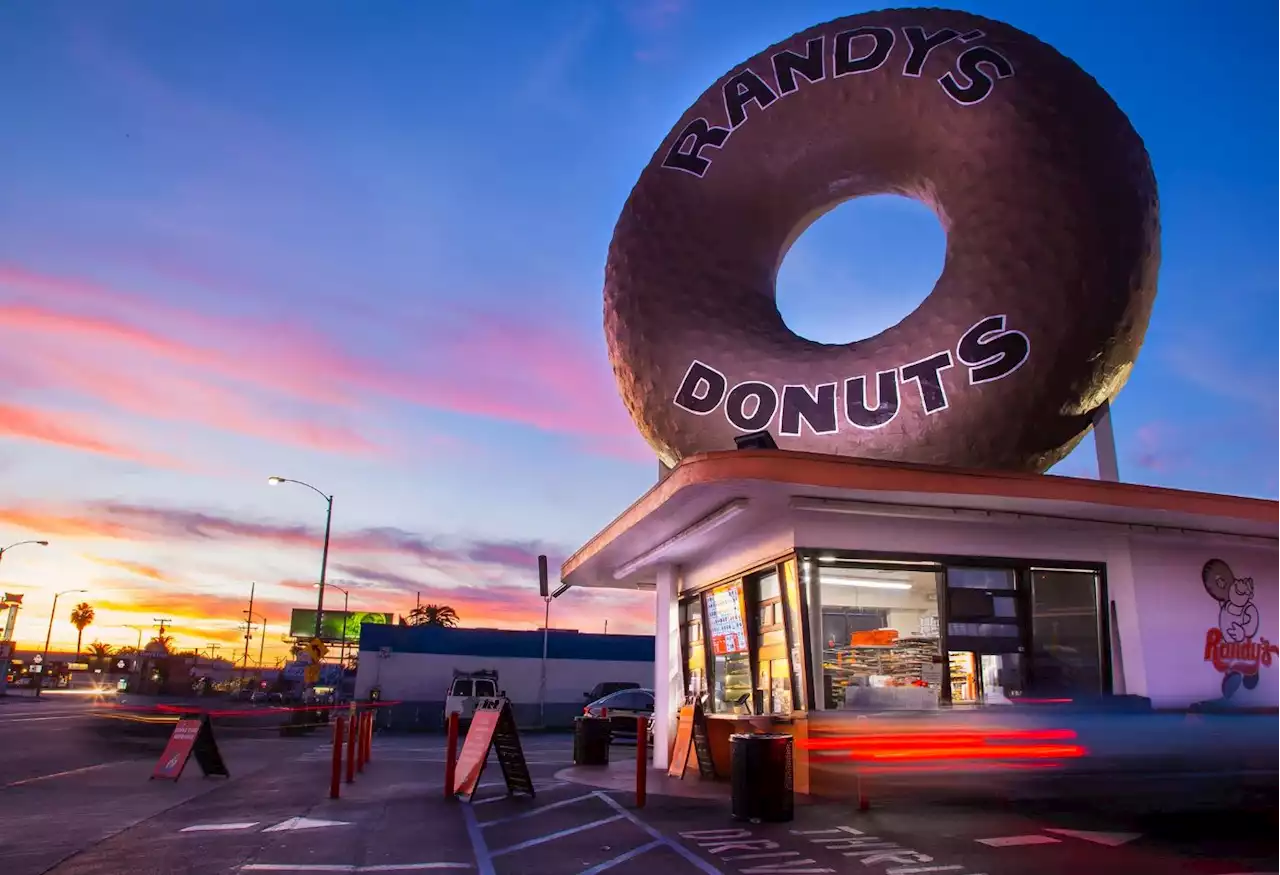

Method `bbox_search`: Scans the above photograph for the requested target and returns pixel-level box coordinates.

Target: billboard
[288,609,393,643]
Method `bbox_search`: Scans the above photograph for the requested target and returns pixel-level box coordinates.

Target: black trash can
[573,716,611,766]
[730,733,794,823]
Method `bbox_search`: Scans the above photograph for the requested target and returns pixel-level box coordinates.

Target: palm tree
[146,634,175,654]
[85,639,112,665]
[407,604,459,628]
[69,603,95,658]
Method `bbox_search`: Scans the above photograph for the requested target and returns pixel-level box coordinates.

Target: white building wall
[1127,538,1278,708]
[355,652,651,704]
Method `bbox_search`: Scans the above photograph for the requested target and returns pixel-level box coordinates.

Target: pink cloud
[0,402,179,468]
[0,262,651,462]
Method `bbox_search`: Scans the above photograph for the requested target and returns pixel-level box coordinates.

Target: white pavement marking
[1,761,125,788]
[471,781,567,804]
[479,793,599,826]
[1044,828,1142,847]
[241,866,473,873]
[594,793,724,875]
[461,804,497,875]
[490,815,624,856]
[578,839,664,875]
[975,835,1062,848]
[180,822,260,833]
[262,817,353,833]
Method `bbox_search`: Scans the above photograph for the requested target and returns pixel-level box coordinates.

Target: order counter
[701,712,811,794]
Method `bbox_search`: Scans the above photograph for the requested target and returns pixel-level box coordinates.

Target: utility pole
[241,582,255,682]
[152,618,173,642]
[258,616,267,667]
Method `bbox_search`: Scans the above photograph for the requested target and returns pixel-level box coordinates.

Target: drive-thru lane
[6,734,1273,875]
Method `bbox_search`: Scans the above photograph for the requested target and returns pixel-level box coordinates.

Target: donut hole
[774,194,945,346]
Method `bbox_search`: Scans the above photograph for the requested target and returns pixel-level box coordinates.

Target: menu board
[706,582,747,655]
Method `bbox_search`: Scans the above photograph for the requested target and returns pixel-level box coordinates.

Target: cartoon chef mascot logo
[1201,558,1277,699]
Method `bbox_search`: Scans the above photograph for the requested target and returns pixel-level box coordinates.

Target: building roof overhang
[560,450,1278,592]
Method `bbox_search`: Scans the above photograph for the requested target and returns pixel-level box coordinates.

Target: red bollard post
[363,712,373,764]
[443,711,459,800]
[346,708,359,783]
[635,716,647,809]
[356,711,366,773]
[330,717,346,799]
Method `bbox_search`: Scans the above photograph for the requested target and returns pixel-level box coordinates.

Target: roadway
[0,725,1271,875]
[0,694,137,787]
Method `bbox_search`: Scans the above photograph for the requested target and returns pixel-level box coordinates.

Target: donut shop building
[557,450,1278,773]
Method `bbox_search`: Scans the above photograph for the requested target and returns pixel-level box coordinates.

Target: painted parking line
[479,793,599,826]
[490,814,625,856]
[460,783,721,875]
[578,840,664,875]
[240,865,473,872]
[180,822,260,833]
[2,761,127,788]
[1043,828,1141,847]
[471,780,568,804]
[975,835,1062,848]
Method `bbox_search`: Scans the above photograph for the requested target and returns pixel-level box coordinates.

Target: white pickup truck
[443,669,500,728]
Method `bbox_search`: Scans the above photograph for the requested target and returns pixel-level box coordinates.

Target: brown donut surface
[604,7,1159,472]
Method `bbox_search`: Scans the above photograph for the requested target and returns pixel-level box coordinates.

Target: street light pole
[316,582,352,700]
[268,476,334,641]
[0,540,49,644]
[37,588,85,698]
[258,616,267,668]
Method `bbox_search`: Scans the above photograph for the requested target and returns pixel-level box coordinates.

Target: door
[944,567,1026,701]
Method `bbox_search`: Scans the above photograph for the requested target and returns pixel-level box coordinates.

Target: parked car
[444,669,500,728]
[584,688,655,743]
[582,681,640,704]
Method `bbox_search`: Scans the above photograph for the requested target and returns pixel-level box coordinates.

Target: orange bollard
[356,711,366,772]
[346,708,359,783]
[363,711,373,763]
[443,711,459,800]
[330,717,345,799]
[635,716,647,808]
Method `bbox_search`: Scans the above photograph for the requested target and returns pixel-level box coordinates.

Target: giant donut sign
[604,7,1160,472]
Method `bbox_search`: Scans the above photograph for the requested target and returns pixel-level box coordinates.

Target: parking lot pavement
[23,731,1277,875]
[0,734,321,875]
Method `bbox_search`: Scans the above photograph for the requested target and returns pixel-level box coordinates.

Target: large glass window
[706,581,751,714]
[680,598,706,701]
[946,566,1023,704]
[779,558,808,711]
[816,561,943,710]
[752,570,791,715]
[1029,568,1103,696]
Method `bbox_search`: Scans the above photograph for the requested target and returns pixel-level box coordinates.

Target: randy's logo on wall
[1201,559,1277,699]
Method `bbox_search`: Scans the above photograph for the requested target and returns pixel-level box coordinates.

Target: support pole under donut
[1091,400,1121,483]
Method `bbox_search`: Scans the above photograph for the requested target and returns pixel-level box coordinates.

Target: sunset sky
[0,1,1274,662]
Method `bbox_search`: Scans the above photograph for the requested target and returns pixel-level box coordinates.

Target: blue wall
[358,625,654,662]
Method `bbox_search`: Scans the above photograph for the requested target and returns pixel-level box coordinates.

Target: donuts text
[672,315,1030,436]
[663,25,1015,177]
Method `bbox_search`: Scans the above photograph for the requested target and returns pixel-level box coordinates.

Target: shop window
[1029,568,1103,697]
[779,558,808,712]
[680,598,707,701]
[816,562,943,710]
[752,570,790,715]
[946,566,1024,703]
[705,581,751,714]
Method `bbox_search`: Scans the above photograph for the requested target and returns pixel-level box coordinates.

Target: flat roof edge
[560,451,1277,581]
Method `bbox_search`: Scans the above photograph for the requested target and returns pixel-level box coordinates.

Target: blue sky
[0,0,1274,655]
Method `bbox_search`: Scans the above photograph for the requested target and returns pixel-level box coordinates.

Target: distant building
[355,625,654,729]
